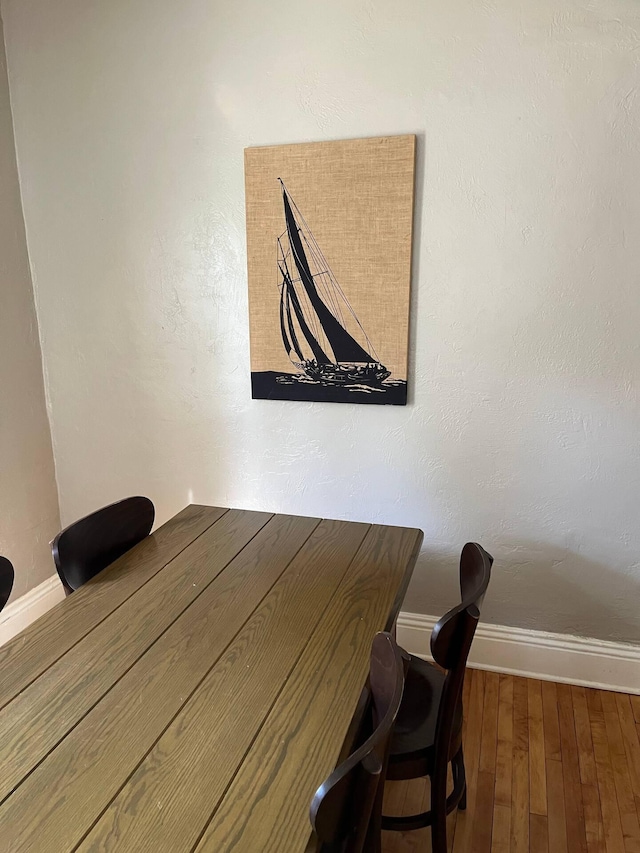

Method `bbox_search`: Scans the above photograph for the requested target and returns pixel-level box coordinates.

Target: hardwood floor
[382,669,640,853]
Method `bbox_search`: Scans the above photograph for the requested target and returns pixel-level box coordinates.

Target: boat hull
[299,360,391,386]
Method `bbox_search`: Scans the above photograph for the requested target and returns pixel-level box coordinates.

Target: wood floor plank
[511,677,529,853]
[0,508,273,802]
[583,783,606,853]
[546,758,568,853]
[75,519,371,853]
[542,680,562,763]
[480,671,500,774]
[462,669,472,724]
[383,780,408,817]
[0,513,323,851]
[494,674,514,807]
[573,686,598,787]
[0,504,226,708]
[192,525,423,853]
[490,804,510,853]
[615,693,640,821]
[474,770,495,853]
[383,675,640,853]
[557,683,588,853]
[382,781,409,853]
[513,677,529,753]
[630,696,640,726]
[531,814,550,853]
[392,779,430,853]
[528,679,547,816]
[476,671,499,852]
[601,692,627,760]
[589,691,626,853]
[452,669,485,853]
[588,689,604,716]
[379,680,640,853]
[600,692,640,852]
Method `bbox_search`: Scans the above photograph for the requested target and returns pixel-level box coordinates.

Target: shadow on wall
[404,540,640,647]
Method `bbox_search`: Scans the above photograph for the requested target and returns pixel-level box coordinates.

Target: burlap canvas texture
[245,134,415,382]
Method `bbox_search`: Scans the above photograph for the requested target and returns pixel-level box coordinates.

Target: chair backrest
[51,496,155,593]
[430,542,493,768]
[310,632,404,853]
[0,557,14,613]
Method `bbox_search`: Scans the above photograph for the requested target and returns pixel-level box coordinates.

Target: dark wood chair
[382,542,493,853]
[0,557,14,612]
[309,631,405,853]
[51,496,155,595]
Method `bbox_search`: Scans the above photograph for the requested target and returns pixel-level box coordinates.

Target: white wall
[0,10,60,600]
[2,0,640,643]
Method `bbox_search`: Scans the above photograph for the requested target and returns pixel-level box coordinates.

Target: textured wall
[0,10,60,600]
[2,0,640,641]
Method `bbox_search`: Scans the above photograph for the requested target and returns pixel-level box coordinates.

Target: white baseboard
[397,611,640,695]
[0,575,65,647]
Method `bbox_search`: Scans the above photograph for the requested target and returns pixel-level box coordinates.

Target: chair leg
[430,762,449,853]
[364,777,384,853]
[431,814,447,853]
[452,746,467,811]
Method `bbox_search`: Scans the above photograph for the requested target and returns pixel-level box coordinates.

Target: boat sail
[276,180,390,386]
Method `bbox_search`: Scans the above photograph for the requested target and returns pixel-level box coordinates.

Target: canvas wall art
[245,134,415,405]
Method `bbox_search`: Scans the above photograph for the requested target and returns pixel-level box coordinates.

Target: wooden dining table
[0,504,423,852]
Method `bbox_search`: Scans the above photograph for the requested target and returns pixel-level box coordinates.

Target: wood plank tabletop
[0,505,423,852]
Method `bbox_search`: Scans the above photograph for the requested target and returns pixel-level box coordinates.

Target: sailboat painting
[245,135,415,405]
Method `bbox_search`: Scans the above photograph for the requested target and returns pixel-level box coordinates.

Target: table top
[0,505,422,852]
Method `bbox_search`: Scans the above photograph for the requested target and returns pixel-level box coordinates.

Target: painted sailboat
[276,180,391,387]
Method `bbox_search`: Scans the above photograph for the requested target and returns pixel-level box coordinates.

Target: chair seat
[386,654,463,781]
